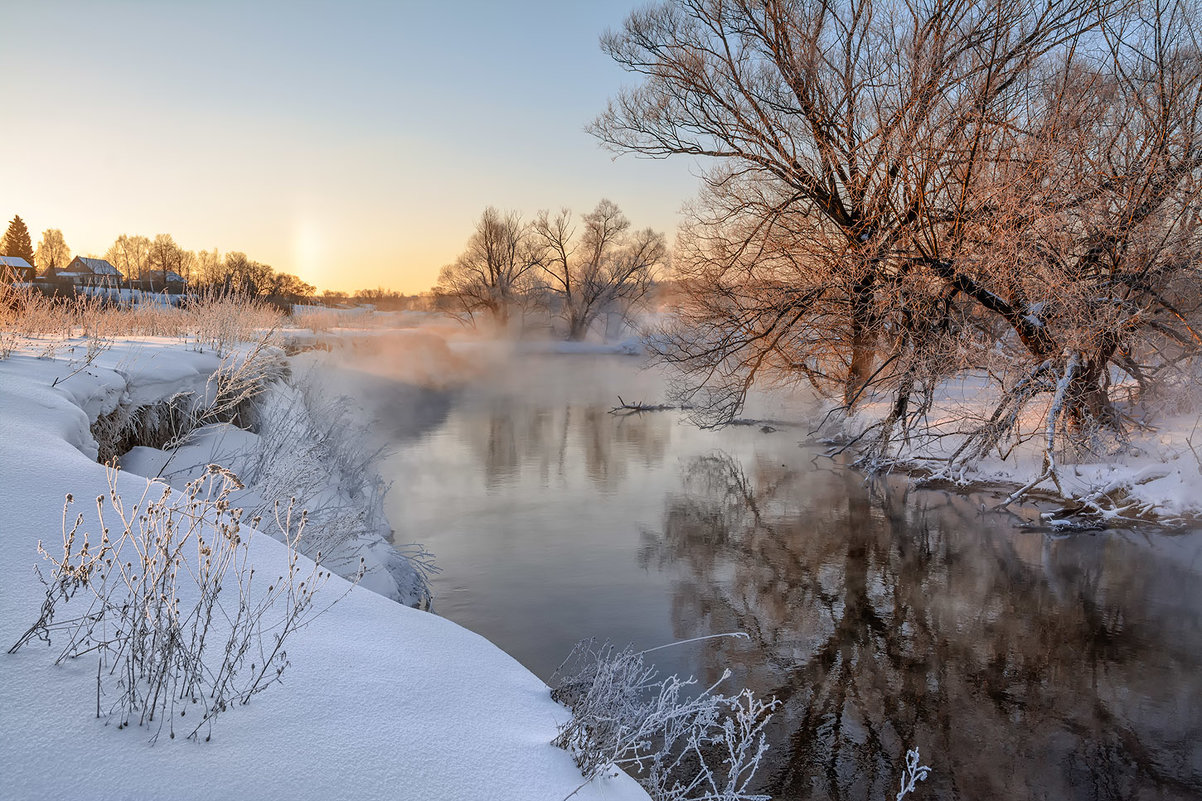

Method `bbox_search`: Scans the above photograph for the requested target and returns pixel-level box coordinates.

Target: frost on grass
[551,639,777,801]
[237,375,437,608]
[895,748,932,800]
[0,284,284,359]
[8,465,360,742]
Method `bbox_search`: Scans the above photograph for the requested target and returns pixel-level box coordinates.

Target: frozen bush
[9,465,360,742]
[551,639,777,801]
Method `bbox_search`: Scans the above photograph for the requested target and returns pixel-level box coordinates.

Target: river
[334,346,1202,801]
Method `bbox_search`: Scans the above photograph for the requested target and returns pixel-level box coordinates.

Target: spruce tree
[1,215,35,266]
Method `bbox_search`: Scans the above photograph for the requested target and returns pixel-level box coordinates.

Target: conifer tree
[1,215,35,266]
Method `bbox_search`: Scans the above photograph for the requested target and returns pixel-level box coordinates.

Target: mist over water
[307,337,1202,801]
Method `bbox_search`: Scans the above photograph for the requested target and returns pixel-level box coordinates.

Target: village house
[45,256,123,287]
[0,255,35,283]
[139,269,187,292]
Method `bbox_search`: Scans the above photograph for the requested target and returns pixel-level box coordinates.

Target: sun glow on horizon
[1,1,699,295]
[291,211,327,289]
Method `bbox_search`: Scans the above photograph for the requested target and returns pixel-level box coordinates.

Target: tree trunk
[843,272,877,409]
[1065,338,1122,431]
[567,314,589,341]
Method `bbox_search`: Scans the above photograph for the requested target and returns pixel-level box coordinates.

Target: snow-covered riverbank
[0,337,647,801]
[833,373,1202,527]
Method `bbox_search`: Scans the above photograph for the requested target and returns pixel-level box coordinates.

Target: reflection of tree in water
[641,453,1202,801]
[467,401,670,491]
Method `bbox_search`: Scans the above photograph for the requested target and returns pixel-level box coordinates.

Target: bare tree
[268,272,317,300]
[34,229,70,272]
[105,234,152,281]
[593,0,1111,408]
[535,199,667,340]
[593,0,1201,481]
[193,248,222,285]
[208,251,275,296]
[146,233,192,290]
[436,207,545,329]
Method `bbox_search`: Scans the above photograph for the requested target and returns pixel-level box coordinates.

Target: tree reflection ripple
[640,452,1202,801]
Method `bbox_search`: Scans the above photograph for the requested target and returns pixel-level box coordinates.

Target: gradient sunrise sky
[1,1,698,293]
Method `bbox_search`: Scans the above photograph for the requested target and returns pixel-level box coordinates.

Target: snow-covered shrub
[8,465,360,742]
[551,639,777,801]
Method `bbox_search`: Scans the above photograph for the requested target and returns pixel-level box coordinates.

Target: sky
[1,1,699,293]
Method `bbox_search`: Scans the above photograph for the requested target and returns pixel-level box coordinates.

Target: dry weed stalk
[0,284,284,358]
[9,465,361,742]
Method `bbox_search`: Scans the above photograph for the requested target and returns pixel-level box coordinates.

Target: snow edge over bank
[0,337,648,801]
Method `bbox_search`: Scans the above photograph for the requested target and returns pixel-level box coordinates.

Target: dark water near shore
[362,353,1202,801]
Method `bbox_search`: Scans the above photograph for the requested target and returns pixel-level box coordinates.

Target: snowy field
[0,336,647,801]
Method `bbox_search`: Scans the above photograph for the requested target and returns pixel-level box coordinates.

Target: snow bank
[0,338,648,801]
[121,377,432,607]
[837,372,1202,523]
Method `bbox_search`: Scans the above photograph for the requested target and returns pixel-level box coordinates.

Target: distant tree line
[1,217,317,303]
[314,288,436,311]
[104,234,315,300]
[435,199,668,339]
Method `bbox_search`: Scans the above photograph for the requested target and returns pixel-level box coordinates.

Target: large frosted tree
[593,0,1202,471]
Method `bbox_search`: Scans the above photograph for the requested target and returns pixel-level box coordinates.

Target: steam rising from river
[288,313,1202,801]
[292,313,682,444]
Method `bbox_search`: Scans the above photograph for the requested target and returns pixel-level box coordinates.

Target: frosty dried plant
[9,465,361,742]
[895,748,932,800]
[551,638,777,801]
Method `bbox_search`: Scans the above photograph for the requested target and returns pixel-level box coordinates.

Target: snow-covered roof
[0,255,33,269]
[163,270,186,282]
[70,256,122,276]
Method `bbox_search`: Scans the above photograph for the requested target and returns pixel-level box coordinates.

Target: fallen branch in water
[609,396,688,415]
[609,397,797,436]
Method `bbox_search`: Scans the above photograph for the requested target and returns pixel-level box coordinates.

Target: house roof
[71,256,122,276]
[0,256,33,269]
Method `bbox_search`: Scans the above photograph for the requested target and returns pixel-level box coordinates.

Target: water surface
[358,353,1202,801]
